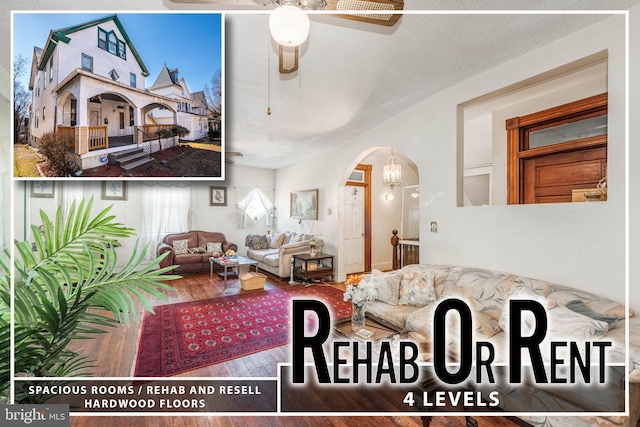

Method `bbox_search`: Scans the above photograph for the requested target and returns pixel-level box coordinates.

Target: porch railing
[56,125,76,150]
[136,124,174,143]
[88,126,108,151]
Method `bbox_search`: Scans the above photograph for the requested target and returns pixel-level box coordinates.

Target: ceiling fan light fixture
[269,4,310,47]
[300,0,326,10]
[251,0,272,5]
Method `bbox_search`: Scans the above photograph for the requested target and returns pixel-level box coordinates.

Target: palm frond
[12,197,181,401]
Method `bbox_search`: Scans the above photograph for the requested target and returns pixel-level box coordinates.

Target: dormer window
[98,27,126,60]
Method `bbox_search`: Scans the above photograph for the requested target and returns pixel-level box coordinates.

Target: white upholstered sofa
[244,231,323,279]
[363,264,640,427]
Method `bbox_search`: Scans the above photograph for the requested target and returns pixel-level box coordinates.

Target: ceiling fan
[269,0,403,73]
[225,151,244,164]
[171,0,403,74]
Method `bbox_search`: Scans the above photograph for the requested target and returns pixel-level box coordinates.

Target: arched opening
[85,92,138,147]
[337,146,419,280]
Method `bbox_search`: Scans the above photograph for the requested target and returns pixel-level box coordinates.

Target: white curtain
[140,183,191,260]
[234,186,253,229]
[62,181,84,220]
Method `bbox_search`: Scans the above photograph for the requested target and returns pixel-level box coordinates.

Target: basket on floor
[240,272,266,290]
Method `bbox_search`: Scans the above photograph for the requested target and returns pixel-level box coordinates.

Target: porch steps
[109,148,153,170]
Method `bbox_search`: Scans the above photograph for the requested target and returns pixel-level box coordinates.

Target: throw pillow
[565,299,619,328]
[371,271,402,306]
[206,242,223,255]
[269,231,286,249]
[173,239,189,255]
[246,234,269,250]
[281,232,292,245]
[438,282,502,338]
[288,232,300,244]
[187,246,206,254]
[398,269,436,306]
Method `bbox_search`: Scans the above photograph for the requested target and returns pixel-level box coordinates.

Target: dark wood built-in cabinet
[506,93,608,204]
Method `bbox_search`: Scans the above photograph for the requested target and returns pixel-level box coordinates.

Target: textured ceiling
[1,0,639,168]
[224,9,627,168]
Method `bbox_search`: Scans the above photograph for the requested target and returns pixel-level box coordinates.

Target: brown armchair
[157,230,238,274]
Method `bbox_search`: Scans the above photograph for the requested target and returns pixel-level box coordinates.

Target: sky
[12,12,222,94]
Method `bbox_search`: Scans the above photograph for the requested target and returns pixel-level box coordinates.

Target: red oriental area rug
[134,285,351,377]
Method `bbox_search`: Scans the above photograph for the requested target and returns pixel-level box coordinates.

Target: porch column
[76,97,89,154]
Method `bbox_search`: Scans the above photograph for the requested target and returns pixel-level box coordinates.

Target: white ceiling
[222,1,640,168]
[2,0,639,169]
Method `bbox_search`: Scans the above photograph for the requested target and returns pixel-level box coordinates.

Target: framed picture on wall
[290,189,318,220]
[210,186,227,206]
[101,181,128,201]
[30,181,55,198]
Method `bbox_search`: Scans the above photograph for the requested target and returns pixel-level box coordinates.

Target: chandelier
[383,148,401,189]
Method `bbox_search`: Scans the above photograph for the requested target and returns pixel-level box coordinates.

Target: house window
[108,32,117,55]
[43,71,46,89]
[109,69,119,81]
[70,99,77,126]
[49,57,53,81]
[42,107,45,120]
[130,72,136,88]
[98,28,107,50]
[35,111,39,129]
[81,54,93,72]
[36,77,40,97]
[129,106,134,126]
[98,27,126,59]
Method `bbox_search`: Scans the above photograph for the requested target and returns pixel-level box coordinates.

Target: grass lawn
[14,144,44,177]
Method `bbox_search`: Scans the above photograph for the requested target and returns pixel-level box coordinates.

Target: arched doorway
[337,147,419,277]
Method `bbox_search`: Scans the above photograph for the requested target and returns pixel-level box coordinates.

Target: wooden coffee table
[209,256,259,291]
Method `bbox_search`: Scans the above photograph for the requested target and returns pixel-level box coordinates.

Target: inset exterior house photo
[13,13,223,178]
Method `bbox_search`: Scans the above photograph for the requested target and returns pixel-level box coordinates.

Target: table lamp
[306,221,321,257]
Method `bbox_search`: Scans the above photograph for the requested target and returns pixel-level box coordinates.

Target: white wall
[275,13,634,313]
[14,165,275,267]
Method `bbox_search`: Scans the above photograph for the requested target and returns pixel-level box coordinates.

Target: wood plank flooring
[67,271,525,427]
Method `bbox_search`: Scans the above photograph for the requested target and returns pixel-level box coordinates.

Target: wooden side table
[292,253,334,283]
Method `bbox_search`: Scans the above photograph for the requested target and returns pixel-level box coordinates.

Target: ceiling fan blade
[225,157,236,164]
[325,0,403,27]
[226,152,243,157]
[279,45,299,74]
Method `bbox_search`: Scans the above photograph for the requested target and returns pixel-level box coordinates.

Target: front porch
[56,124,178,169]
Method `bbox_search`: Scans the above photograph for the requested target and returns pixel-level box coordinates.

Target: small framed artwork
[30,181,55,198]
[290,189,318,220]
[102,181,128,201]
[210,186,227,206]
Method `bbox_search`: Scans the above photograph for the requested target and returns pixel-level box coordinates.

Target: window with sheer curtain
[140,183,191,260]
[235,187,274,229]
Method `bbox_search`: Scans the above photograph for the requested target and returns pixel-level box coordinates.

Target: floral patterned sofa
[364,264,640,427]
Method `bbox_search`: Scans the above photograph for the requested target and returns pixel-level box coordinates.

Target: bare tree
[203,69,221,122]
[14,55,30,144]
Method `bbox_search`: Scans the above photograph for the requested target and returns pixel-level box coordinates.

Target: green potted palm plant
[1,197,180,403]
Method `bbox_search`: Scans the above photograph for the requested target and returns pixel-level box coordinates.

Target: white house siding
[30,68,58,141]
[56,22,144,92]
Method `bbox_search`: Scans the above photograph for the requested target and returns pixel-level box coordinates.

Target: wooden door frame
[506,93,608,204]
[346,164,372,273]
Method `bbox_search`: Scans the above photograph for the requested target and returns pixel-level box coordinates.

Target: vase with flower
[343,274,378,332]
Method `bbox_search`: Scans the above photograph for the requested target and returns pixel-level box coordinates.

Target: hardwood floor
[67,271,525,427]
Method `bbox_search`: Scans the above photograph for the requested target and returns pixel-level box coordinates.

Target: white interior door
[343,185,365,274]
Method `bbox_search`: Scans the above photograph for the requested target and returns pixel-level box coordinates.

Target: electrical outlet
[430,221,438,233]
